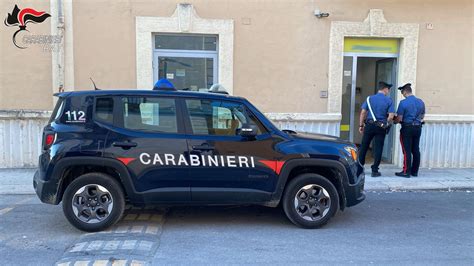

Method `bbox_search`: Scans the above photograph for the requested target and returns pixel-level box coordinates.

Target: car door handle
[192,144,215,151]
[112,141,137,148]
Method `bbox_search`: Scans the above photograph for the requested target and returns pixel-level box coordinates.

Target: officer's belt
[366,120,387,124]
[402,122,422,127]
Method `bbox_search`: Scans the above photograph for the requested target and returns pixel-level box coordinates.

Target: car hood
[283,130,352,145]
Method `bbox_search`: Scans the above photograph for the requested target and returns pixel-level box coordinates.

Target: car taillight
[44,133,55,149]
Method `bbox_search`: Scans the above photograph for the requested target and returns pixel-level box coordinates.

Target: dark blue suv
[34,89,365,231]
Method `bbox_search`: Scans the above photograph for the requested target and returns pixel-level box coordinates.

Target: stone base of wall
[0,110,51,168]
[269,113,474,168]
[0,111,472,168]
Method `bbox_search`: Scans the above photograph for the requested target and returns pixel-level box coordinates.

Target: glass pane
[158,57,214,91]
[185,99,247,136]
[375,59,397,162]
[122,97,177,133]
[95,98,114,124]
[155,35,217,51]
[340,56,353,141]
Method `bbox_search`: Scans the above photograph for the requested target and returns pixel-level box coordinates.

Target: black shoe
[395,171,410,178]
[371,171,381,177]
[411,172,418,177]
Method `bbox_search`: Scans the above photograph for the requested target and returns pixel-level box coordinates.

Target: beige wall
[0,0,52,110]
[1,0,472,115]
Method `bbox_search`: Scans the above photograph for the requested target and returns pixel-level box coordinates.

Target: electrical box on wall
[320,90,328,98]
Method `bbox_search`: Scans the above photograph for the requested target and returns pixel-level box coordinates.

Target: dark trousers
[400,125,422,174]
[358,123,386,172]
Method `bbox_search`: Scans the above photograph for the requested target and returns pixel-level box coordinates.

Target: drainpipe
[56,0,65,93]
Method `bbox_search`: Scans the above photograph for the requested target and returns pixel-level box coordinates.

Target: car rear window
[57,95,93,124]
[49,97,65,123]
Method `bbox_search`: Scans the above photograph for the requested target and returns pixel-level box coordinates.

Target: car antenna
[90,77,100,90]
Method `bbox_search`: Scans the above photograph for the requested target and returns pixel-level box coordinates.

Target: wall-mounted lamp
[314,9,329,18]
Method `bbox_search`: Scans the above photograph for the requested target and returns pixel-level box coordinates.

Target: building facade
[0,0,473,168]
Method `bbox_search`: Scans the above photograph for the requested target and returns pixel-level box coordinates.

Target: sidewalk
[363,165,473,191]
[0,167,472,195]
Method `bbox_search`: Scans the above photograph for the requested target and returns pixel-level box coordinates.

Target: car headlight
[344,146,358,161]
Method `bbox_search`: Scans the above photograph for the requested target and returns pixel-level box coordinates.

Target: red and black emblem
[4,4,51,49]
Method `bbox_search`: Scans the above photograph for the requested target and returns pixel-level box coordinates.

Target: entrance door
[340,56,356,141]
[375,58,397,162]
[340,55,398,164]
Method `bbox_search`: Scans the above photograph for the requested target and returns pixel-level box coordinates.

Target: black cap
[398,83,412,91]
[378,81,392,90]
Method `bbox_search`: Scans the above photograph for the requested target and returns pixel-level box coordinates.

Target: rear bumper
[345,170,365,207]
[33,170,60,205]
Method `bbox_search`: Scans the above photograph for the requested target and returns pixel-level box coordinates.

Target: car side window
[95,97,114,124]
[185,99,266,136]
[122,97,178,133]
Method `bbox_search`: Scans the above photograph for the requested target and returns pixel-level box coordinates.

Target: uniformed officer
[395,83,425,178]
[358,81,395,177]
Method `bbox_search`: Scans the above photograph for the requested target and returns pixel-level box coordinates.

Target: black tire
[282,173,339,229]
[62,172,125,232]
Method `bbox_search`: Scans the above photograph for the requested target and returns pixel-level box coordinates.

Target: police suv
[33,88,365,231]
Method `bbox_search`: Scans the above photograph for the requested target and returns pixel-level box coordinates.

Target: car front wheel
[62,173,125,232]
[282,173,339,228]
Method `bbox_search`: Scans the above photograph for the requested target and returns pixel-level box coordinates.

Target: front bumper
[345,170,365,207]
[33,170,61,205]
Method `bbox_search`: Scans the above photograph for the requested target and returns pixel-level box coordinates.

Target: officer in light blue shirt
[358,81,395,177]
[395,83,425,178]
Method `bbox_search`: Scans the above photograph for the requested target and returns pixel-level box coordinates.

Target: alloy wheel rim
[71,184,114,224]
[293,184,331,221]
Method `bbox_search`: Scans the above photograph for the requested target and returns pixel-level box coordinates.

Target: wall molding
[329,9,420,165]
[136,4,234,93]
[424,114,474,123]
[328,9,419,114]
[0,110,52,120]
[265,113,341,121]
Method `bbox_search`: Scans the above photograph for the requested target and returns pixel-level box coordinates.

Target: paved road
[0,192,472,265]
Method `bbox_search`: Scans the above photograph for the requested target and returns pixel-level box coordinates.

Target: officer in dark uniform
[395,83,425,178]
[358,82,395,177]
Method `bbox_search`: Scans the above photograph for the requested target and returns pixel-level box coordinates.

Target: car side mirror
[237,123,258,138]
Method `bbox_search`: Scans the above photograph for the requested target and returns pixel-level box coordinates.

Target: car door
[101,95,191,203]
[183,97,285,203]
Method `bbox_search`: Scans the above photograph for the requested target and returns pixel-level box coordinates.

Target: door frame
[342,52,398,163]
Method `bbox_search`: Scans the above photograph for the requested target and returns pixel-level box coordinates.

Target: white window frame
[135,4,234,94]
[152,34,219,89]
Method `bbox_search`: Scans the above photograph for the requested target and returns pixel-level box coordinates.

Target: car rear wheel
[282,173,339,228]
[62,173,125,232]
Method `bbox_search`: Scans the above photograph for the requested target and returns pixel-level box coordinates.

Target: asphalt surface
[0,192,473,265]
